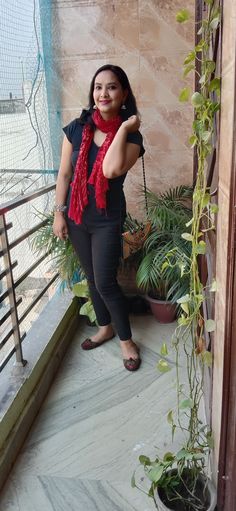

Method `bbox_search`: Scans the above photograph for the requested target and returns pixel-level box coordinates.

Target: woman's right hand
[53,213,68,240]
[122,115,141,133]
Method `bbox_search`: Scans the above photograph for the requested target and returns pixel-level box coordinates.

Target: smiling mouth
[99,100,111,105]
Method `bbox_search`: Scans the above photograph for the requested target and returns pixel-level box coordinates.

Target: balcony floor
[0,313,184,511]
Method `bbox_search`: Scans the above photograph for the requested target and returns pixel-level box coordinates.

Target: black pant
[66,213,132,341]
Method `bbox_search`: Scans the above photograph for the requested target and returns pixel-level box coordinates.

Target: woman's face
[93,70,127,119]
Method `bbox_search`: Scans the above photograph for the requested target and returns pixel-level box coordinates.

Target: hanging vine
[134,2,221,508]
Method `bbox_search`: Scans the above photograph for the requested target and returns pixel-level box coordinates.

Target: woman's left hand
[122,115,141,133]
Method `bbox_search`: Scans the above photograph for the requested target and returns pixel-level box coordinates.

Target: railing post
[0,214,27,367]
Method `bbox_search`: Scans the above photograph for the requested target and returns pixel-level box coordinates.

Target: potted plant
[136,185,193,323]
[132,3,220,509]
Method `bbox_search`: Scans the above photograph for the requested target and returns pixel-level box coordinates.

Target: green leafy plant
[31,210,82,288]
[30,210,98,324]
[133,3,220,509]
[136,186,193,303]
[72,279,97,324]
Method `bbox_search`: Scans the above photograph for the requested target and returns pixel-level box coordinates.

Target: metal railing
[0,184,58,372]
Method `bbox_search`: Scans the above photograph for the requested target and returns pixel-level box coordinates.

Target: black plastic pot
[154,470,217,511]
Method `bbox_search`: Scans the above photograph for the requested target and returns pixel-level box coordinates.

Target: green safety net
[0,0,61,205]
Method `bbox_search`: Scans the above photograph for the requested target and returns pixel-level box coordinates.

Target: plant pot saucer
[145,294,177,323]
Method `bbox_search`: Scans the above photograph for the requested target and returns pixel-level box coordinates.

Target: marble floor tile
[0,314,186,511]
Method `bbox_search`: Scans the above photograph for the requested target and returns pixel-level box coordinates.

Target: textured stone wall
[53,0,195,218]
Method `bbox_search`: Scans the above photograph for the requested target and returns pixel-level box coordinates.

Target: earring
[121,104,126,110]
[93,104,97,109]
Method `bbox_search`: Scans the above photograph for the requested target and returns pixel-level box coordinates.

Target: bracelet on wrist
[53,204,67,212]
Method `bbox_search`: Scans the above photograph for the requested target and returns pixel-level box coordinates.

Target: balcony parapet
[0,290,80,491]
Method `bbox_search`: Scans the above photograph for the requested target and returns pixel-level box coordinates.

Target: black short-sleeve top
[63,118,145,219]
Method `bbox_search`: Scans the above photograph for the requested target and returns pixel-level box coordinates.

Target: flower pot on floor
[145,294,177,323]
[154,470,217,511]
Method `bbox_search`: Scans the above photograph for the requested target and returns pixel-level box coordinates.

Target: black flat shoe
[123,345,141,371]
[81,334,115,350]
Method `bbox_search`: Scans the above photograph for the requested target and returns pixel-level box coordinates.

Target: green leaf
[179,87,191,102]
[202,351,213,367]
[79,301,91,316]
[206,60,216,73]
[186,217,194,227]
[171,424,176,442]
[209,77,221,93]
[205,319,216,332]
[179,398,194,409]
[202,131,212,143]
[163,452,175,462]
[161,342,168,356]
[202,193,211,206]
[148,466,164,483]
[180,302,189,315]
[199,73,206,84]
[196,293,204,304]
[176,448,188,460]
[80,301,96,323]
[131,471,136,488]
[206,431,214,449]
[162,261,169,271]
[157,359,171,373]
[184,51,195,65]
[210,102,220,113]
[189,135,198,148]
[195,39,205,52]
[148,486,154,498]
[210,203,219,214]
[195,241,206,254]
[191,92,204,108]
[181,232,193,241]
[73,280,89,298]
[178,315,190,326]
[139,455,151,465]
[210,279,217,292]
[210,16,220,30]
[167,410,174,425]
[177,294,190,304]
[176,9,190,23]
[183,64,195,78]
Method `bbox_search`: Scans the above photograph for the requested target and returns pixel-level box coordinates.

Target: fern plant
[136,186,193,302]
[30,210,83,289]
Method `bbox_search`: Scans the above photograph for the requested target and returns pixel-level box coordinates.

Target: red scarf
[68,109,122,224]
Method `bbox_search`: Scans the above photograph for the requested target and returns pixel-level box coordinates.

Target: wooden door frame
[217,54,236,510]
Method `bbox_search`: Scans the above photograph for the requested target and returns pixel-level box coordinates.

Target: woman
[53,64,145,371]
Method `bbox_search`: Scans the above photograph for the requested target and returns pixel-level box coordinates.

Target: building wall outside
[52,0,195,219]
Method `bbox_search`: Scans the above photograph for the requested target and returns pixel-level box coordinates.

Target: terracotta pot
[145,294,177,323]
[154,471,217,511]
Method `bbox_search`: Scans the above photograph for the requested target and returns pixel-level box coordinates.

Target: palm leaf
[30,210,82,289]
[136,186,193,302]
[143,185,193,230]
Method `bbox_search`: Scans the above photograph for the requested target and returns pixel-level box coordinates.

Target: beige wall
[53,0,194,218]
[212,0,236,483]
[52,0,236,484]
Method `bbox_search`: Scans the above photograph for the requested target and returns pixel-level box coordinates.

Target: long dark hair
[79,64,138,125]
